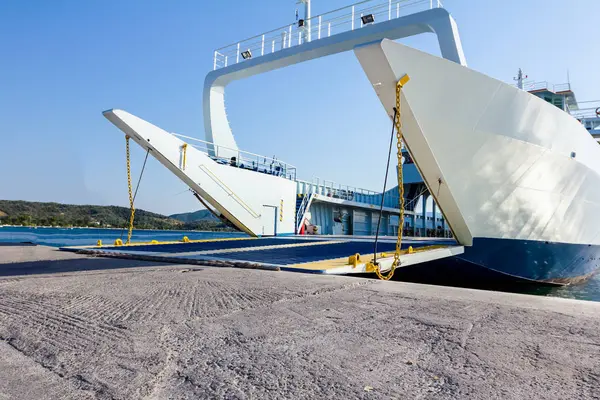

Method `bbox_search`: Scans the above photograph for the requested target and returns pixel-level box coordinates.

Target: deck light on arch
[361,14,375,25]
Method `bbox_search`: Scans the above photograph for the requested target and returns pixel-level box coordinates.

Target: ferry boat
[103,0,600,284]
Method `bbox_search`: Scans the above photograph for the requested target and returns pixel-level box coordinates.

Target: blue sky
[1,0,599,215]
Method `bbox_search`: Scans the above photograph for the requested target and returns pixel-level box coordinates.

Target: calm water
[1,226,599,302]
[0,226,246,248]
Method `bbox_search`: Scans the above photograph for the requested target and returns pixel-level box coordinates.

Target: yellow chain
[125,136,135,244]
[373,74,409,281]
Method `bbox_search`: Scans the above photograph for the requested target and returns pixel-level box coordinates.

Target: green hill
[0,200,234,231]
[169,209,218,223]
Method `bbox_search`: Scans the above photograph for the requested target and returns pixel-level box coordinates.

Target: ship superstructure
[105,0,460,238]
[103,0,600,283]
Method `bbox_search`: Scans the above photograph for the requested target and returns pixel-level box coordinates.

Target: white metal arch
[202,8,467,158]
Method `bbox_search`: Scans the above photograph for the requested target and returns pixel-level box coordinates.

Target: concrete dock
[0,245,599,399]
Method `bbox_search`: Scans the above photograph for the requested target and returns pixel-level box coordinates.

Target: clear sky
[1,0,599,216]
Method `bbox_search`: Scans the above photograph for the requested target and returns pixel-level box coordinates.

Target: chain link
[374,77,407,280]
[125,136,136,244]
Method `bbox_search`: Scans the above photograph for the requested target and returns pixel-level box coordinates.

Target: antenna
[297,0,311,42]
[513,68,528,90]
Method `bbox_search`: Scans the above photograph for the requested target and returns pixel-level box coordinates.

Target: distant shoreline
[0,200,231,232]
[0,225,235,233]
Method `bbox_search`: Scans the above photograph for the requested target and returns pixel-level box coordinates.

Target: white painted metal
[103,109,297,237]
[261,205,277,236]
[355,39,600,247]
[212,0,434,71]
[311,193,400,214]
[171,133,297,180]
[203,7,466,159]
[105,5,466,240]
[303,0,311,42]
[322,245,465,274]
[295,193,315,233]
[318,15,321,39]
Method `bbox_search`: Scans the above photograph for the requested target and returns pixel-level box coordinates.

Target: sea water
[0,226,245,247]
[1,226,598,302]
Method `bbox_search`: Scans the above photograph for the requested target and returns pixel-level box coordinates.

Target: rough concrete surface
[0,245,599,399]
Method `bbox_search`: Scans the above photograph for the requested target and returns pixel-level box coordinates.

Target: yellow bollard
[348,253,361,268]
[182,236,190,243]
[97,240,103,247]
[114,239,124,246]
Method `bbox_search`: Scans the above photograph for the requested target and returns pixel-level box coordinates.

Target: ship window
[544,96,552,103]
[552,97,564,109]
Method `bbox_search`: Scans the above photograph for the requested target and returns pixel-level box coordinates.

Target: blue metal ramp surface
[61,236,458,274]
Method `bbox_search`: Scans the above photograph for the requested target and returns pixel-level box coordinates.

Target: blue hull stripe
[459,238,600,282]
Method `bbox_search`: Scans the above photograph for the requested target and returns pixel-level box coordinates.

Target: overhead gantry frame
[202,8,467,158]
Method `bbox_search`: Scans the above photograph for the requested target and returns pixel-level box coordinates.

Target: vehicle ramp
[62,236,464,275]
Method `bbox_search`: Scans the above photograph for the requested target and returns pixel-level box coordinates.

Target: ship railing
[553,83,572,93]
[172,133,297,180]
[296,179,400,208]
[521,81,571,93]
[212,0,442,70]
[570,100,600,121]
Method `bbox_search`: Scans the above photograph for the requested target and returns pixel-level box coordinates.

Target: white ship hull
[355,39,600,283]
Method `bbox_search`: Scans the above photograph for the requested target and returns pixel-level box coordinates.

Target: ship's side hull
[460,238,600,284]
[354,39,600,283]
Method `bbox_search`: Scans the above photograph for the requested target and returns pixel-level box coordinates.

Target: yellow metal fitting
[181,143,188,170]
[348,253,361,268]
[182,236,190,243]
[280,199,284,222]
[398,74,410,88]
[365,262,376,273]
[114,238,124,246]
[151,240,159,244]
[408,246,414,254]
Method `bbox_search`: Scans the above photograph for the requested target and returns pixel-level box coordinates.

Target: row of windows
[542,96,564,110]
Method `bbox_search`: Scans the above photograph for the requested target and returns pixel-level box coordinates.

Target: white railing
[570,100,600,121]
[296,178,400,208]
[553,83,572,93]
[298,178,379,197]
[295,193,313,233]
[173,133,297,180]
[212,0,441,70]
[521,80,571,93]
